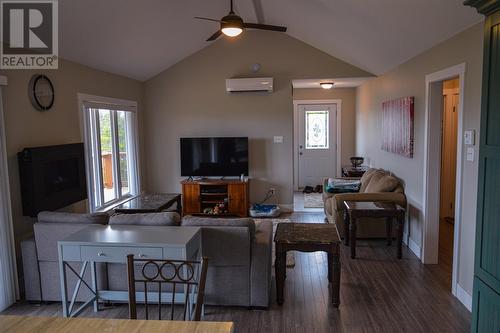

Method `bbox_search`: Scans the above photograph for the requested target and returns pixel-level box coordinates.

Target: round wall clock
[29,74,54,111]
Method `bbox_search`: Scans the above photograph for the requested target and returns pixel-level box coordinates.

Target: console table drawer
[81,246,163,262]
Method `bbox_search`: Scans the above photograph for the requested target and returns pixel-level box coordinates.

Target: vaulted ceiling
[59,0,482,81]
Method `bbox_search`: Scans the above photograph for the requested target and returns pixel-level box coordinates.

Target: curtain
[0,82,17,311]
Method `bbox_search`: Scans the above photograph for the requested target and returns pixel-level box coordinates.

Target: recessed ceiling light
[320,82,334,89]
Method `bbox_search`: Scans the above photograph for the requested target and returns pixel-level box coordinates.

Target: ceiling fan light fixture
[221,26,243,37]
[320,82,334,89]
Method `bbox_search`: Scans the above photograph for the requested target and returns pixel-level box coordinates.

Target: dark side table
[343,201,405,259]
[274,223,341,307]
[342,165,369,178]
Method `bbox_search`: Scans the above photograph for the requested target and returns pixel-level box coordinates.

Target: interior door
[440,92,459,220]
[297,104,337,189]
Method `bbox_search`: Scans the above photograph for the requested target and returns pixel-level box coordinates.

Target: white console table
[57,225,201,318]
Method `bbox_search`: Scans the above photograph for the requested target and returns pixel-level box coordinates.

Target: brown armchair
[322,169,407,238]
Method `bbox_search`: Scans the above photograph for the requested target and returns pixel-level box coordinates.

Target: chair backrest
[126,254,209,321]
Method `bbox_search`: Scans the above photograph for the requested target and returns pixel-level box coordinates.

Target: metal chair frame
[127,254,209,321]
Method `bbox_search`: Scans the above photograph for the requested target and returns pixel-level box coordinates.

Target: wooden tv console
[181,179,250,217]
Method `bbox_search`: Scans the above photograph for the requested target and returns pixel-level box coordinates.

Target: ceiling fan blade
[207,30,222,41]
[195,16,224,23]
[243,22,287,32]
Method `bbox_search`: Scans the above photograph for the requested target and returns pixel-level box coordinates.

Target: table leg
[177,195,183,215]
[397,215,404,259]
[343,210,350,246]
[386,217,393,246]
[275,245,286,305]
[327,252,333,283]
[350,217,357,259]
[331,245,341,308]
[58,245,69,317]
[90,261,98,312]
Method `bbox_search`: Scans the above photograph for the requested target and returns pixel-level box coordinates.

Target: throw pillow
[364,172,399,193]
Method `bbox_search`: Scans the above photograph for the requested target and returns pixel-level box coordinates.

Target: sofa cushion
[359,168,379,192]
[364,172,399,193]
[109,212,181,226]
[182,216,256,239]
[37,211,109,225]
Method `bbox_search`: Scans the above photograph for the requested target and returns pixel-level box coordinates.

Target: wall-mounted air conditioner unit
[226,77,274,93]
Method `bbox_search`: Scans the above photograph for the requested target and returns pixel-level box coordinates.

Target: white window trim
[77,93,141,212]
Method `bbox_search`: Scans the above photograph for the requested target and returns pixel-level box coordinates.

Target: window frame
[305,109,330,150]
[78,93,140,212]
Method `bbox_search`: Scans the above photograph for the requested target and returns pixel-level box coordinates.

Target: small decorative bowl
[350,157,364,168]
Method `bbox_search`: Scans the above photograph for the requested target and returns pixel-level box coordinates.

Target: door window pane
[99,109,116,203]
[117,111,130,195]
[305,110,329,149]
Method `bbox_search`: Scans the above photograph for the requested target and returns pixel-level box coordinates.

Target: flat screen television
[180,137,249,177]
[18,143,88,217]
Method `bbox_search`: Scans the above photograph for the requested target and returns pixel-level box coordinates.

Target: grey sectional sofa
[21,211,272,308]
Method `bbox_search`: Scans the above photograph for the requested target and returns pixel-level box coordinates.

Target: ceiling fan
[195,0,287,41]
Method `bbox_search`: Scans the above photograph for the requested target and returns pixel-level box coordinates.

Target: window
[79,94,140,212]
[305,110,329,149]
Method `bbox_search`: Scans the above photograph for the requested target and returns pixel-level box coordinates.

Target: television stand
[181,179,250,217]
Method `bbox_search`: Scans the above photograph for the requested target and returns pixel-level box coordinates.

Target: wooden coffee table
[274,223,341,307]
[343,201,405,259]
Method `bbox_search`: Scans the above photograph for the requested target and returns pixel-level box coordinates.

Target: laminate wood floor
[2,212,471,333]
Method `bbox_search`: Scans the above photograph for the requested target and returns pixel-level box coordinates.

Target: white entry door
[298,104,337,189]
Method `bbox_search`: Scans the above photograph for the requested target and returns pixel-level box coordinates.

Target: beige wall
[143,30,371,206]
[292,88,357,166]
[0,59,143,264]
[355,23,484,295]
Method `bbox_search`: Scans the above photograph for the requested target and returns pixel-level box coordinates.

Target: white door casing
[422,63,466,302]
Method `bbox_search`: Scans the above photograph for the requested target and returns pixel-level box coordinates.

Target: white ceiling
[59,0,482,81]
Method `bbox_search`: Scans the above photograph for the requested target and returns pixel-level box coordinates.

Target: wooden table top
[274,223,340,245]
[114,193,180,213]
[0,315,234,333]
[344,201,404,212]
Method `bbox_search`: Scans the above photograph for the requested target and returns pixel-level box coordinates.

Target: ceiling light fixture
[320,82,334,89]
[220,11,243,37]
[221,26,243,37]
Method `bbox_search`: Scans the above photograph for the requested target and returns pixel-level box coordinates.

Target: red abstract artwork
[381,96,414,158]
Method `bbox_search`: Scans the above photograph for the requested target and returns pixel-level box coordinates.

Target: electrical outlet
[269,188,276,196]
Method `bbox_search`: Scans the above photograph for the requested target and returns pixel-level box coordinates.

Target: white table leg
[91,261,98,312]
[58,244,69,318]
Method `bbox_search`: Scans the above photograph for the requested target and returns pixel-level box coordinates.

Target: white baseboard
[403,232,409,245]
[279,204,293,213]
[408,236,421,259]
[456,284,472,311]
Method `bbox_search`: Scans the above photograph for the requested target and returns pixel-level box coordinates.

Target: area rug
[254,218,295,268]
[304,192,324,208]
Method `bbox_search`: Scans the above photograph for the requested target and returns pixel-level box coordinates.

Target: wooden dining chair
[126,255,209,321]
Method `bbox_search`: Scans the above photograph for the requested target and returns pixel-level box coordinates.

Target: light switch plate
[467,147,475,162]
[274,136,283,144]
[464,130,475,145]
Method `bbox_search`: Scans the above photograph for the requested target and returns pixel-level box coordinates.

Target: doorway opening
[293,99,341,212]
[422,63,466,301]
[439,78,460,288]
